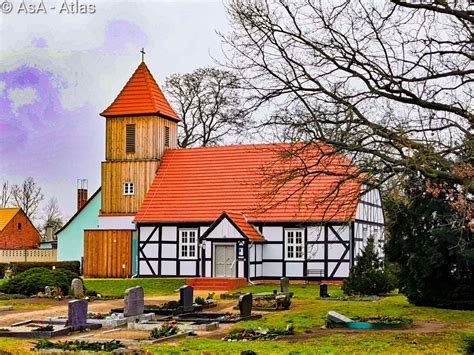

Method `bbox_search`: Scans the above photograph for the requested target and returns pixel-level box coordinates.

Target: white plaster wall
[200,226,209,236]
[328,226,350,241]
[205,218,244,239]
[98,216,135,230]
[139,260,158,276]
[205,260,212,277]
[307,226,324,242]
[238,260,244,278]
[307,261,325,271]
[328,262,350,278]
[161,244,177,258]
[180,261,196,275]
[256,263,263,277]
[327,243,348,259]
[262,244,283,260]
[161,260,176,275]
[307,244,324,260]
[162,227,177,241]
[141,243,158,258]
[139,227,158,242]
[262,262,282,277]
[262,226,283,241]
[285,262,304,277]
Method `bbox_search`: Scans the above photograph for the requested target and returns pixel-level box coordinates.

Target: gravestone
[180,285,194,312]
[320,283,329,298]
[68,299,87,327]
[71,278,84,298]
[326,311,353,324]
[280,277,289,294]
[238,293,253,317]
[123,286,144,317]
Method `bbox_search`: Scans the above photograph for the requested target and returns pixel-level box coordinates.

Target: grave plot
[175,293,261,323]
[319,283,379,301]
[111,285,209,316]
[49,286,154,327]
[325,311,413,329]
[229,278,293,311]
[0,300,101,338]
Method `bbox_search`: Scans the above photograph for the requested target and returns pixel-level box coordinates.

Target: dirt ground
[0,296,451,348]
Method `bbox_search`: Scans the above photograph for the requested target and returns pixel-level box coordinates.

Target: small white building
[135,144,384,281]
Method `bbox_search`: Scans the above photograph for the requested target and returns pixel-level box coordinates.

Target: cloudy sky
[0,0,230,219]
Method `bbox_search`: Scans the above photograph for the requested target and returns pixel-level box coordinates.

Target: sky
[0,0,230,220]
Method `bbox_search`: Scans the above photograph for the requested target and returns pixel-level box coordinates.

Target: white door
[214,245,236,277]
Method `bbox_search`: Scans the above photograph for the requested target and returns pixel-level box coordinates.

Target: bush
[0,263,8,278]
[342,236,395,296]
[10,261,80,276]
[194,296,206,305]
[0,267,79,296]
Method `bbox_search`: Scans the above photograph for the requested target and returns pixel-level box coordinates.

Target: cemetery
[0,276,472,353]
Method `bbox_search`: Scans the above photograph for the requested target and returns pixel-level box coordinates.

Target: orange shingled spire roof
[100,61,180,121]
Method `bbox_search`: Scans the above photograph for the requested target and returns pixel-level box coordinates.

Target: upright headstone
[71,278,84,298]
[68,299,87,327]
[320,283,329,298]
[238,293,253,317]
[280,277,289,294]
[180,285,194,312]
[123,286,144,317]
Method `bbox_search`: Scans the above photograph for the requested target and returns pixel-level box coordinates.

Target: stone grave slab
[179,285,194,313]
[124,286,144,317]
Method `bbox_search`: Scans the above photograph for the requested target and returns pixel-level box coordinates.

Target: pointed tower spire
[100,61,179,121]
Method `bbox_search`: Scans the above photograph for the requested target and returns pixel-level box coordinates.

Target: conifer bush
[342,236,395,296]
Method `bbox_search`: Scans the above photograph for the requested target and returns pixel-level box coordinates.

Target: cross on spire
[140,48,146,62]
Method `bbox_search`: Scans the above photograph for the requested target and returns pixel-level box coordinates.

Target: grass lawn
[83,278,186,297]
[142,283,474,354]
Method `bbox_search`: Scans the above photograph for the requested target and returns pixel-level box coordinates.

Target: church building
[58,59,385,282]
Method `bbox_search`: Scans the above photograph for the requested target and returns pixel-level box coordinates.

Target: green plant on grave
[276,296,292,310]
[342,236,396,296]
[33,339,123,351]
[150,321,180,339]
[194,296,206,305]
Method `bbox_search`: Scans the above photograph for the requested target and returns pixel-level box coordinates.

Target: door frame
[212,242,236,277]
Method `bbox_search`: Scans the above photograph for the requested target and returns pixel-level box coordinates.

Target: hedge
[9,261,81,276]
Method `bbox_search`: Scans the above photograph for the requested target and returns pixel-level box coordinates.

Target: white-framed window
[285,229,304,260]
[123,182,134,195]
[179,229,198,259]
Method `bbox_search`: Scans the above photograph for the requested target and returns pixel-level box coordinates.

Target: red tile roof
[135,143,361,223]
[218,211,265,241]
[100,62,180,121]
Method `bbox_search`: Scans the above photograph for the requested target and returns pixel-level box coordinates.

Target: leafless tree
[165,67,248,147]
[41,197,63,237]
[0,181,11,208]
[11,177,44,221]
[223,0,473,197]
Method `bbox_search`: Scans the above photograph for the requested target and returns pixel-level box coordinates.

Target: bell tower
[99,60,179,215]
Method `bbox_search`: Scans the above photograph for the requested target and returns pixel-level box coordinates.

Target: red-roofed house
[79,60,384,281]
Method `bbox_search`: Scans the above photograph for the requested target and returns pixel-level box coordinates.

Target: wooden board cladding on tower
[83,229,132,278]
[105,116,177,161]
[101,160,160,214]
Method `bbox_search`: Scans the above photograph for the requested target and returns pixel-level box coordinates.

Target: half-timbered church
[69,59,385,282]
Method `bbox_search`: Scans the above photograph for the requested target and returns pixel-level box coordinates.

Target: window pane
[288,246,294,258]
[296,246,302,258]
[190,245,195,257]
[182,245,187,257]
[296,232,302,243]
[288,232,294,243]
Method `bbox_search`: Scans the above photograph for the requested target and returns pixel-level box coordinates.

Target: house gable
[201,211,264,241]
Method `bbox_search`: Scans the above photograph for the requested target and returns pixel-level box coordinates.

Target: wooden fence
[83,230,132,278]
[0,248,57,263]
